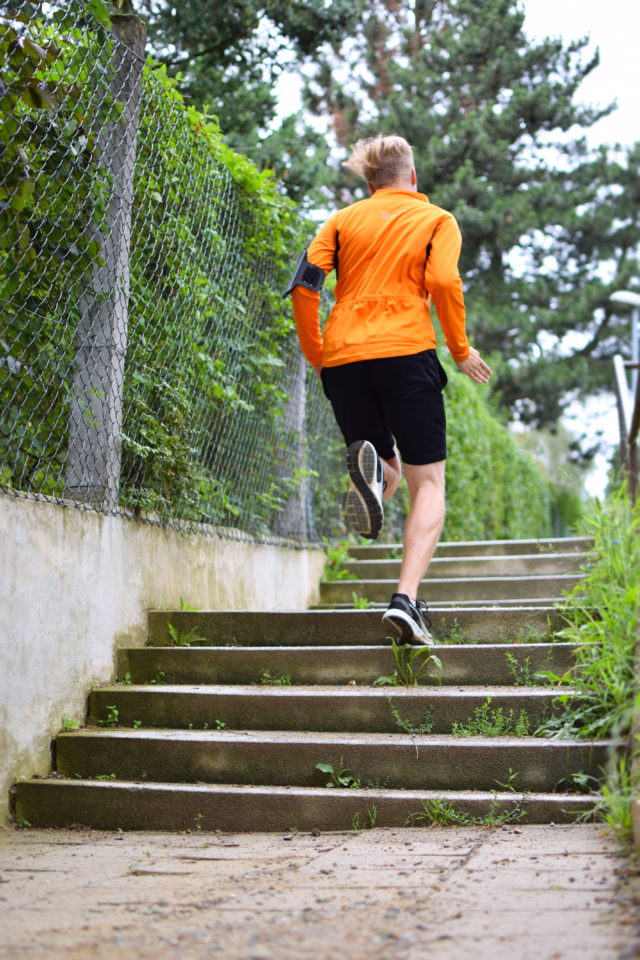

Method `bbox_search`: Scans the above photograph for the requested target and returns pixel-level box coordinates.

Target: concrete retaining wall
[0,495,325,824]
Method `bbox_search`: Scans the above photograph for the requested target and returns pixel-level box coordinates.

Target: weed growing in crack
[387,696,435,734]
[365,776,392,789]
[406,795,528,827]
[374,640,442,687]
[316,758,361,789]
[493,768,520,792]
[97,705,119,728]
[505,651,551,686]
[497,621,556,645]
[351,593,373,609]
[553,771,599,795]
[167,623,207,647]
[61,716,81,731]
[406,798,468,826]
[179,598,200,612]
[434,618,472,644]
[259,669,293,686]
[353,806,378,832]
[451,698,530,737]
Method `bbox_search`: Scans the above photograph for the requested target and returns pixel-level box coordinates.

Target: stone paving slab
[1,824,639,960]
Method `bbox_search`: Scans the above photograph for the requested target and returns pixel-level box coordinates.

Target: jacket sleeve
[291,215,339,367]
[424,214,470,362]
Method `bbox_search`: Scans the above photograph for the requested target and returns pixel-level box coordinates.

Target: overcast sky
[523,0,638,495]
[522,0,638,149]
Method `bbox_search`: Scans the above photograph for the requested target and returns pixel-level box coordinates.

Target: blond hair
[344,135,414,190]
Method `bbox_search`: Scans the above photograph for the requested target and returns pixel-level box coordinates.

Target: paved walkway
[1,824,639,959]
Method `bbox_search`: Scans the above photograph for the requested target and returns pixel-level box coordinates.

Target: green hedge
[442,361,551,541]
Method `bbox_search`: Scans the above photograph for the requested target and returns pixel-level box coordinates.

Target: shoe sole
[382,609,431,646]
[345,441,383,540]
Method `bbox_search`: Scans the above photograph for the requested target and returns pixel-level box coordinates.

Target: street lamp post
[610,290,640,501]
[610,290,640,393]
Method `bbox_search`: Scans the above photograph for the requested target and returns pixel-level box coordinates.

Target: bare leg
[380,452,402,500]
[396,460,446,599]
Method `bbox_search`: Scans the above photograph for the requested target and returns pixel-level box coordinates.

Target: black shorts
[320,350,448,465]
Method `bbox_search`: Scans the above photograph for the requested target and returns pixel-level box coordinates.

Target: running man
[285,135,492,644]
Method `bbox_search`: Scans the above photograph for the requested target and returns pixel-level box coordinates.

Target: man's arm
[289,215,339,372]
[425,213,492,383]
[424,213,469,362]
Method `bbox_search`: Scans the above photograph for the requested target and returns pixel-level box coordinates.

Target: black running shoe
[382,593,433,645]
[345,440,384,540]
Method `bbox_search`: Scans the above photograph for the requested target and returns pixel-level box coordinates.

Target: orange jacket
[292,188,470,367]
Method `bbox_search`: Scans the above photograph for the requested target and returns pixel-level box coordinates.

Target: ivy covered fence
[0,0,552,545]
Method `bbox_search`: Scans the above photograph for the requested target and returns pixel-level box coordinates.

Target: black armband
[283,248,325,298]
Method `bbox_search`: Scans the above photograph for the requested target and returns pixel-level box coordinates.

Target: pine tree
[303,0,640,429]
[135,0,360,139]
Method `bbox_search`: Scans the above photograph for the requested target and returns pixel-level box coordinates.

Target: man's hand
[313,363,323,381]
[455,347,492,384]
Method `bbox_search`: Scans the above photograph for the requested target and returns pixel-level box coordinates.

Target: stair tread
[94,683,571,696]
[58,727,615,747]
[19,778,597,802]
[126,642,577,652]
[355,552,588,564]
[322,572,582,587]
[356,536,594,550]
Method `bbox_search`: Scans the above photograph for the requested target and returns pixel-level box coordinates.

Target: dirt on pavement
[1,823,640,960]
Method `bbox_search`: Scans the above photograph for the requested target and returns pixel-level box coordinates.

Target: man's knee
[406,459,446,495]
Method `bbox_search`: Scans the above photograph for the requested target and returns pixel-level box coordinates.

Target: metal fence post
[274,353,309,540]
[64,15,146,508]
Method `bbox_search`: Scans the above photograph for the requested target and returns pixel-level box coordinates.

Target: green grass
[536,485,640,841]
[538,486,640,741]
[406,796,527,827]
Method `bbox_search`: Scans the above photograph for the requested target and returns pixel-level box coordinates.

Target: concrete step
[315,599,564,611]
[343,553,587,580]
[88,685,566,734]
[350,536,594,560]
[148,607,563,646]
[320,575,581,605]
[118,643,576,687]
[13,779,596,830]
[54,728,613,793]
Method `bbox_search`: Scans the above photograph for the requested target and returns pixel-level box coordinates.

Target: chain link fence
[1,0,341,545]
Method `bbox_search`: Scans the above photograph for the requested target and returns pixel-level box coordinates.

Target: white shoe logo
[380,209,409,219]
